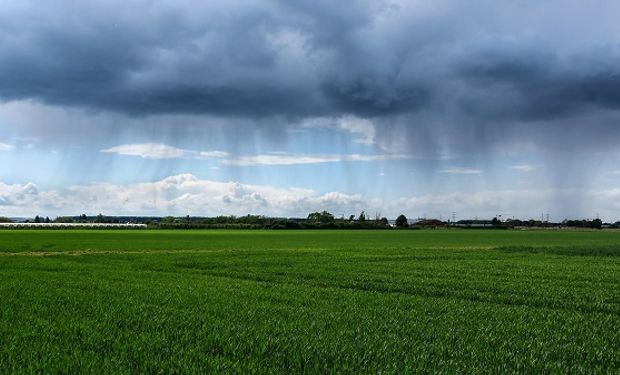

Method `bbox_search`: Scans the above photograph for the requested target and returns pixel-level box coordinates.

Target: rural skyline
[2,1,620,220]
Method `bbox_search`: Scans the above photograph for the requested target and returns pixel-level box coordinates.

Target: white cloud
[0,174,367,217]
[337,116,376,145]
[198,150,230,158]
[0,142,15,151]
[2,175,620,221]
[98,142,404,166]
[223,153,409,166]
[0,182,39,206]
[510,165,536,172]
[100,143,230,160]
[101,143,186,159]
[438,167,482,174]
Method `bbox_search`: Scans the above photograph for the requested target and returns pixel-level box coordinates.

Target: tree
[591,218,603,229]
[0,217,13,223]
[379,217,389,226]
[307,211,335,223]
[491,217,500,226]
[79,214,87,223]
[94,213,105,223]
[395,214,408,228]
[358,211,366,222]
[34,215,41,223]
[162,216,176,224]
[55,216,74,223]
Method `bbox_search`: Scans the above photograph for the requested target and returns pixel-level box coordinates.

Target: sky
[1,0,620,221]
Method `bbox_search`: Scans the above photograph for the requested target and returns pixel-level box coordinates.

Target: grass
[0,229,618,373]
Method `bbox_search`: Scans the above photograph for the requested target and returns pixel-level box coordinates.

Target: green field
[0,230,618,373]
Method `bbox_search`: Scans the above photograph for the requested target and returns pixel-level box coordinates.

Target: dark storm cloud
[457,47,620,121]
[0,0,449,118]
[1,0,620,144]
[0,0,420,117]
[321,78,430,117]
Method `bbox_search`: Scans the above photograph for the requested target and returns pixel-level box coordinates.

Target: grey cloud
[457,47,620,121]
[1,0,620,161]
[321,78,430,117]
[0,1,431,117]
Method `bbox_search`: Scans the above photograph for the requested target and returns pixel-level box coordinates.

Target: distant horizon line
[3,214,618,224]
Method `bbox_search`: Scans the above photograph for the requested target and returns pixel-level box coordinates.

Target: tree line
[2,212,620,230]
[150,211,397,230]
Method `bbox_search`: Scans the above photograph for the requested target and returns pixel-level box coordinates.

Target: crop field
[0,229,618,373]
